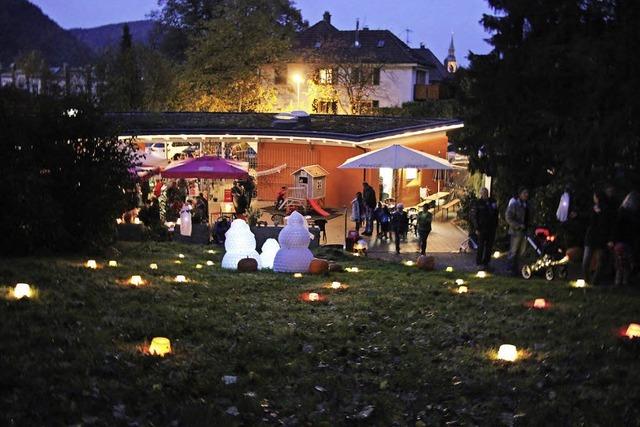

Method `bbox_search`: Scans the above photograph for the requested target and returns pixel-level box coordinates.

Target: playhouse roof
[291,164,329,177]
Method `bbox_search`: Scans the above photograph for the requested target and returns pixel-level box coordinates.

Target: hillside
[0,0,92,66]
[70,20,157,53]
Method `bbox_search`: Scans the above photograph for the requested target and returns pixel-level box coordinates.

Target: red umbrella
[161,156,249,180]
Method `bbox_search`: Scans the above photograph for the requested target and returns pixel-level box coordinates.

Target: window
[318,68,333,85]
[353,100,379,114]
[377,40,385,48]
[274,66,287,85]
[416,70,426,85]
[312,99,338,114]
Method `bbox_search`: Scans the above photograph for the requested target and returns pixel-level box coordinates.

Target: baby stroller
[521,227,569,281]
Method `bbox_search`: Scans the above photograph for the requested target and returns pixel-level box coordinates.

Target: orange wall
[258,141,379,208]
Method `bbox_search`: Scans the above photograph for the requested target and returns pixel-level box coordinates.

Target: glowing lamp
[625,323,640,339]
[14,283,32,299]
[149,337,172,357]
[129,275,144,286]
[273,212,312,273]
[573,279,586,288]
[493,251,501,259]
[455,279,465,286]
[108,260,118,267]
[308,292,319,302]
[445,266,454,273]
[174,260,182,264]
[457,285,468,294]
[331,281,342,289]
[195,264,203,269]
[207,249,216,254]
[346,267,360,273]
[497,344,518,362]
[533,298,547,309]
[86,260,97,269]
[476,271,487,278]
[178,253,185,259]
[175,275,187,283]
[149,263,158,270]
[206,260,214,266]
[404,260,415,267]
[294,273,303,278]
[222,219,262,270]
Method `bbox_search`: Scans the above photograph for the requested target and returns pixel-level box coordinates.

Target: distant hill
[70,20,157,53]
[0,0,93,66]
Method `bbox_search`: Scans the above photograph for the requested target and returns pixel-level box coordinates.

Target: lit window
[319,68,333,84]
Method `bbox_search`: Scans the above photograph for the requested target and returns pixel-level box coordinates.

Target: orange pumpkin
[416,255,435,271]
[309,258,329,275]
[237,258,258,272]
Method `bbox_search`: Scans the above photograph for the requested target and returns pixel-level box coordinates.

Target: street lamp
[292,74,303,109]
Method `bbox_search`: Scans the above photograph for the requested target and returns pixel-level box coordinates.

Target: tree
[459,0,640,222]
[167,0,304,112]
[0,87,137,255]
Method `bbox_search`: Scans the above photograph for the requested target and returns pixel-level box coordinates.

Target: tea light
[572,279,586,288]
[476,271,487,278]
[445,266,454,272]
[86,260,97,269]
[455,278,465,286]
[308,292,319,302]
[149,263,158,270]
[195,264,203,269]
[533,298,547,309]
[492,251,501,259]
[294,273,303,278]
[625,323,640,339]
[178,253,185,259]
[108,260,118,267]
[206,260,214,266]
[14,283,33,299]
[404,260,415,266]
[497,344,518,362]
[174,260,182,264]
[457,285,468,294]
[330,281,342,289]
[174,275,187,283]
[129,275,144,286]
[148,337,172,357]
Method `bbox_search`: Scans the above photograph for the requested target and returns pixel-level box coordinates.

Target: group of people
[351,182,435,255]
[231,177,256,215]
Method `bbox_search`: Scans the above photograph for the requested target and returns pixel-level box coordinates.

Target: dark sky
[31,0,494,65]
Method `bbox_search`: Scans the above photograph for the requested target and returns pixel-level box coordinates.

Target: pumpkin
[566,246,582,263]
[328,262,343,273]
[416,255,435,271]
[237,257,258,272]
[309,258,329,275]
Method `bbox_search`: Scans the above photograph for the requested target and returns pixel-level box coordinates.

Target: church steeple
[444,33,458,73]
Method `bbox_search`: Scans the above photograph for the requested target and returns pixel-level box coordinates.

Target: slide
[308,198,330,217]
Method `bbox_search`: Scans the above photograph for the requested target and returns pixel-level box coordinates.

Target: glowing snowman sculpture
[260,238,280,270]
[273,211,314,273]
[221,219,262,270]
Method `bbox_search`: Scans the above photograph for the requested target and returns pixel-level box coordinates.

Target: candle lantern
[457,285,468,294]
[129,275,144,286]
[148,337,172,356]
[86,260,97,269]
[497,344,518,362]
[108,260,118,267]
[14,283,33,299]
[149,263,158,270]
[445,266,454,273]
[175,275,187,283]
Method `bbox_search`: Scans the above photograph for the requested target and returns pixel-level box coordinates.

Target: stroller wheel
[544,268,555,281]
[521,265,533,280]
[558,265,568,279]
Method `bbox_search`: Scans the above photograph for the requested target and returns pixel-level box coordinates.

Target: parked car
[145,141,201,160]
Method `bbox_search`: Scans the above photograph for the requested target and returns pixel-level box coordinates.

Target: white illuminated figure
[260,238,280,270]
[273,211,313,273]
[221,219,262,270]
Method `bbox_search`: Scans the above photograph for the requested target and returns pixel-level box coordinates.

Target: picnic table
[410,191,451,211]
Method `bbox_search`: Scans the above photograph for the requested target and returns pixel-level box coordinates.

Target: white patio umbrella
[338,144,453,170]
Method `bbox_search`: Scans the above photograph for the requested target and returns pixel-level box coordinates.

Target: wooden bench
[441,199,461,219]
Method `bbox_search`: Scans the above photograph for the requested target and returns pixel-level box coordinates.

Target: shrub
[0,87,136,255]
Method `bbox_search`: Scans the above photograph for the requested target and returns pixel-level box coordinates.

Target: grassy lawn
[1,242,639,426]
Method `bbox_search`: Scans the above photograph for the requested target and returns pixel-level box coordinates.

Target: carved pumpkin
[416,255,435,271]
[309,258,329,275]
[237,257,258,272]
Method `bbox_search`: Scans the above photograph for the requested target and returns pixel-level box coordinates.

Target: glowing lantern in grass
[129,275,144,286]
[149,263,158,270]
[625,323,640,339]
[533,298,547,309]
[445,266,454,273]
[273,211,313,273]
[195,264,203,269]
[86,260,97,269]
[331,281,342,289]
[457,286,468,294]
[404,260,415,267]
[149,337,172,356]
[497,344,518,362]
[294,273,303,278]
[175,275,187,283]
[493,251,501,259]
[14,283,32,299]
[476,271,487,279]
[178,253,185,259]
[455,279,465,286]
[174,260,182,264]
[308,292,319,302]
[207,249,216,254]
[573,279,586,288]
[221,219,262,270]
[206,260,214,266]
[346,267,360,273]
[260,238,280,270]
[108,260,118,267]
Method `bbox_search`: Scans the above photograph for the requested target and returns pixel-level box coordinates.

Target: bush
[0,87,136,255]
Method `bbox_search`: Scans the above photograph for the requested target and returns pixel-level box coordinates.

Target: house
[112,112,463,208]
[265,11,456,114]
[0,63,97,97]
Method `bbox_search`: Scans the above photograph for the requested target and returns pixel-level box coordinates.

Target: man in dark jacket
[506,187,531,275]
[472,187,499,269]
[391,203,409,254]
[362,182,377,235]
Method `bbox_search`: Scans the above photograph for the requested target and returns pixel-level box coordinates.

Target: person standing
[380,205,391,240]
[231,181,246,215]
[611,191,640,286]
[373,202,384,237]
[391,203,408,254]
[416,203,433,255]
[242,176,256,210]
[505,187,531,275]
[351,192,365,234]
[362,182,377,236]
[472,187,499,270]
[582,191,613,285]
